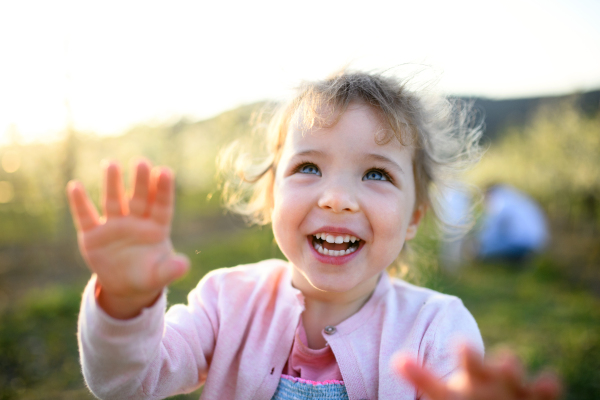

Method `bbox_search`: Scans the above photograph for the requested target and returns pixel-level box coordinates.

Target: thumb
[155,253,190,286]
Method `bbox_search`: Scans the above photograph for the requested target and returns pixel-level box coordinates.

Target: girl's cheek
[271,183,293,225]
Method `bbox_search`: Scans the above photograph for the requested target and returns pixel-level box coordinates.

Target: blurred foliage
[0,102,263,246]
[0,98,599,398]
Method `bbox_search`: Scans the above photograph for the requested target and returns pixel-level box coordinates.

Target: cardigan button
[324,325,336,335]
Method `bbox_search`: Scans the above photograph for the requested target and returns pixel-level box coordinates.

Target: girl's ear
[405,204,426,240]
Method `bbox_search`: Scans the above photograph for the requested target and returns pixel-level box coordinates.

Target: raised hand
[67,160,189,319]
[394,345,561,400]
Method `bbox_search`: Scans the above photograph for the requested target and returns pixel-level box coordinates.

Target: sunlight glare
[0,0,598,145]
[0,181,14,203]
[1,151,21,173]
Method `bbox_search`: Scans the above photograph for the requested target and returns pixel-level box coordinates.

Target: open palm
[394,345,561,400]
[67,160,189,318]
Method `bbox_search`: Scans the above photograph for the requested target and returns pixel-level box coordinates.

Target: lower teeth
[314,243,357,257]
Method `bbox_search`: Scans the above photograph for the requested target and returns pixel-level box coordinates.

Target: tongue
[322,242,350,251]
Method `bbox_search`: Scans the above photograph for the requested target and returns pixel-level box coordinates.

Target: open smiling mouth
[311,233,362,257]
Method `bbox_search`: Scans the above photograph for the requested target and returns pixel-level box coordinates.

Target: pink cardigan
[78,259,483,399]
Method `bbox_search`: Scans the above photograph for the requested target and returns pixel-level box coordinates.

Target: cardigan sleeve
[419,297,484,382]
[78,273,221,399]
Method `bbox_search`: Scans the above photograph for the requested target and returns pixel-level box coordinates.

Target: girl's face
[272,103,424,299]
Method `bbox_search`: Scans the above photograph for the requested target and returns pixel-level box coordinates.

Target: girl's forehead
[286,103,409,152]
[290,101,383,132]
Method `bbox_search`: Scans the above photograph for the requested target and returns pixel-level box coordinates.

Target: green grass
[0,286,95,400]
[438,259,600,399]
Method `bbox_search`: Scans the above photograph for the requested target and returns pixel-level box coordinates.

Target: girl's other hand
[67,160,189,319]
[393,345,561,400]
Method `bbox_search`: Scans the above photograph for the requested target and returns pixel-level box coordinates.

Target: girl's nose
[317,182,359,213]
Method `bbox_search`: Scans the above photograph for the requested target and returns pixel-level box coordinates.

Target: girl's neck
[292,270,380,349]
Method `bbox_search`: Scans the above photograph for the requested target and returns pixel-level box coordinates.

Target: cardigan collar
[283,263,393,335]
[333,272,392,335]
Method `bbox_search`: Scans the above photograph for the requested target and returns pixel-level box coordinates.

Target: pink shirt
[78,259,484,399]
[283,318,344,382]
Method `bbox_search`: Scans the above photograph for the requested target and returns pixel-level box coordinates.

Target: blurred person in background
[476,184,549,264]
[439,186,472,273]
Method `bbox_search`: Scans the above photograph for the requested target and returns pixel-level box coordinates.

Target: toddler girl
[68,71,559,399]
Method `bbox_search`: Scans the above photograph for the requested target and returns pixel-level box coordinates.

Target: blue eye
[299,164,321,176]
[364,169,388,181]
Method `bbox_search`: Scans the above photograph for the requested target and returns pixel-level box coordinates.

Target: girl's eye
[298,164,321,176]
[363,169,389,181]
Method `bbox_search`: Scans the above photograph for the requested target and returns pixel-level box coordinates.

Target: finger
[67,181,100,232]
[393,355,451,400]
[485,348,529,397]
[102,161,128,218]
[129,159,152,217]
[531,372,561,400]
[497,352,527,395]
[149,167,174,225]
[153,253,190,288]
[461,344,491,382]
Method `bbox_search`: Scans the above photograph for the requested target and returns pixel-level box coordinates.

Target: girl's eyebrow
[366,153,404,174]
[293,149,325,158]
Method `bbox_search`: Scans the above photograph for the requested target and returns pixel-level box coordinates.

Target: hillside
[466,89,600,140]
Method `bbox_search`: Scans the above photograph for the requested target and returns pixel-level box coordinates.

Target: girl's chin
[290,263,355,293]
[294,269,381,301]
[298,275,361,295]
[291,260,381,295]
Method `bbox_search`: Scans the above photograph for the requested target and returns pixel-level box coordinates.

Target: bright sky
[1,0,599,145]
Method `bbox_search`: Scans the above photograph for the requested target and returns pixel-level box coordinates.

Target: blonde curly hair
[218,70,483,234]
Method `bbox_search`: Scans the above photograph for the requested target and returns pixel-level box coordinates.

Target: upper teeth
[313,233,359,243]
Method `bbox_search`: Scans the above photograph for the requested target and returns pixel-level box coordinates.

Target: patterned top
[272,375,348,400]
